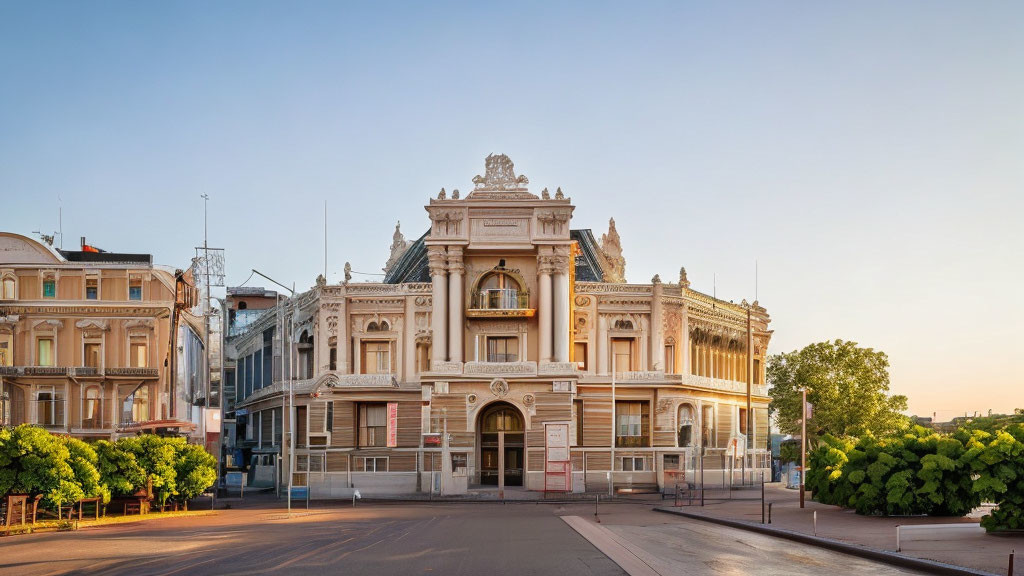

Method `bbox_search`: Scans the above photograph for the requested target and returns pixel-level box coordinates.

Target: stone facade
[0,232,207,441]
[229,155,772,497]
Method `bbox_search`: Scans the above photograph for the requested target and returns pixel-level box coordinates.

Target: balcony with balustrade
[467,288,534,318]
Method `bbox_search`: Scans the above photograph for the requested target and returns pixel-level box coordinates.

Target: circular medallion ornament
[467,393,478,404]
[523,394,535,407]
[489,378,509,397]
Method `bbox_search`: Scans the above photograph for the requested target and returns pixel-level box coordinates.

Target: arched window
[298,331,314,379]
[473,271,526,309]
[237,301,247,310]
[1,274,16,300]
[367,320,389,332]
[481,404,524,433]
[83,386,102,428]
[678,404,695,447]
[614,319,634,330]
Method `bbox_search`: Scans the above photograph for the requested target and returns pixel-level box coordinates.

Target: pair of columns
[538,251,570,363]
[429,247,464,365]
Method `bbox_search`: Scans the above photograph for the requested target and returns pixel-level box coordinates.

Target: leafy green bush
[964,424,1024,532]
[0,425,84,509]
[807,427,981,516]
[118,435,185,507]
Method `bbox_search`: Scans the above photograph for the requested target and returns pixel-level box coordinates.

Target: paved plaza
[0,499,947,576]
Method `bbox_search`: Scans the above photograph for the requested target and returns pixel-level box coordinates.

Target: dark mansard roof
[383,229,606,284]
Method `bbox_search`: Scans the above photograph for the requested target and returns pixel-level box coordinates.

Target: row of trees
[807,426,1024,531]
[0,425,217,512]
[769,339,1022,532]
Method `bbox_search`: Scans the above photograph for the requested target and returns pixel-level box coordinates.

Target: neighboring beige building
[230,155,772,496]
[0,233,205,439]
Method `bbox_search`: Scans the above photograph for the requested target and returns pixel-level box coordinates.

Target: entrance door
[478,403,525,487]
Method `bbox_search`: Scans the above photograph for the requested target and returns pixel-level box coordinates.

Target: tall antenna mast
[324,200,328,280]
[755,259,758,301]
[58,195,63,249]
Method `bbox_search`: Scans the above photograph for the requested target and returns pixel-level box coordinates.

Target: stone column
[428,247,448,366]
[597,316,609,376]
[681,305,690,376]
[337,293,349,373]
[552,251,570,363]
[447,248,464,363]
[651,276,664,371]
[538,255,553,363]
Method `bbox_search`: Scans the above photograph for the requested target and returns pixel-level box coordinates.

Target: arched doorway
[478,402,525,487]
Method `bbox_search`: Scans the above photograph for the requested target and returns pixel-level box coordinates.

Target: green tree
[62,436,109,504]
[174,443,217,506]
[769,339,908,444]
[0,425,81,510]
[95,439,146,497]
[119,435,183,507]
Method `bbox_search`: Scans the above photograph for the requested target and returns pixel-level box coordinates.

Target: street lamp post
[251,269,297,513]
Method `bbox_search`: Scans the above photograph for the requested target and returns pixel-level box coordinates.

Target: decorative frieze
[538,362,577,376]
[464,361,537,376]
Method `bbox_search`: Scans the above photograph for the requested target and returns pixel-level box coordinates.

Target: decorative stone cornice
[427,246,448,277]
[75,319,110,331]
[466,154,537,199]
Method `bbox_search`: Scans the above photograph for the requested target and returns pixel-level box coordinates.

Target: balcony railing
[106,367,159,378]
[472,289,529,310]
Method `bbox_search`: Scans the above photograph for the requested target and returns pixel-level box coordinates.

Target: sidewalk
[658,483,1021,575]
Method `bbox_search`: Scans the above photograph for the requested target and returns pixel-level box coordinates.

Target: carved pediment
[75,319,110,331]
[467,154,538,199]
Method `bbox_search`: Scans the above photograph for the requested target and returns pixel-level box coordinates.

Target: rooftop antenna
[324,200,328,280]
[57,194,63,249]
[755,259,758,302]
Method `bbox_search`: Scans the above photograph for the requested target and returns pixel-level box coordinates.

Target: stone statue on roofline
[383,221,411,274]
[344,262,352,284]
[599,217,626,283]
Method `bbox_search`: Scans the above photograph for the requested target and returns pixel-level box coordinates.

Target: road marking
[560,516,665,576]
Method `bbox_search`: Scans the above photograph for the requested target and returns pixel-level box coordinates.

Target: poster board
[544,422,571,492]
[387,402,399,447]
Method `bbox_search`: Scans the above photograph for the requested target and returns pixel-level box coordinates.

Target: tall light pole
[252,269,296,513]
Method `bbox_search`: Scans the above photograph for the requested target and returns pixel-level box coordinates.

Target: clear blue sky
[2,1,1021,417]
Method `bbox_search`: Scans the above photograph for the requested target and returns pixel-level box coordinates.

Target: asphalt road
[0,501,936,576]
[0,502,623,576]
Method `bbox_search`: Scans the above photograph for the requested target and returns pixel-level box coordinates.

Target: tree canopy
[768,339,908,444]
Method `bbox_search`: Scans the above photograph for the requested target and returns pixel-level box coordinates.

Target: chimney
[81,236,86,249]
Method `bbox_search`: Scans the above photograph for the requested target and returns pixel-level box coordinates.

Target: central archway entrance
[478,402,524,487]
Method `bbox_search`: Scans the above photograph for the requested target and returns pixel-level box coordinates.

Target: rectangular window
[665,344,676,374]
[358,403,387,447]
[43,279,56,298]
[664,454,680,470]
[2,276,16,299]
[326,401,334,433]
[130,340,147,368]
[611,338,634,372]
[0,332,12,367]
[86,277,98,300]
[574,342,588,371]
[84,342,102,368]
[363,456,388,472]
[753,359,761,385]
[702,405,715,448]
[486,336,518,363]
[621,457,645,472]
[129,277,143,301]
[417,344,431,373]
[37,338,54,366]
[451,453,468,474]
[361,341,391,374]
[329,347,337,371]
[739,407,749,435]
[615,401,649,448]
[36,387,64,426]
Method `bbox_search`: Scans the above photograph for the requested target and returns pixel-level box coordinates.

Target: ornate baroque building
[229,155,772,496]
[0,233,208,440]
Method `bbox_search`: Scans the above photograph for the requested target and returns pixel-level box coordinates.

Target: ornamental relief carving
[489,378,510,397]
[574,295,592,307]
[468,319,527,334]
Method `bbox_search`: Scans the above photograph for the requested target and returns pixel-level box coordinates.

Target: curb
[653,507,998,576]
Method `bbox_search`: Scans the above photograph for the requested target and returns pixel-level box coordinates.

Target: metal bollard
[768,502,772,524]
[813,510,817,536]
[595,494,600,524]
[1008,549,1013,576]
[896,525,901,552]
